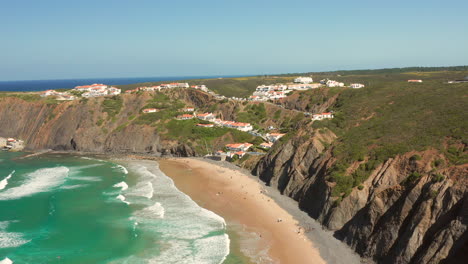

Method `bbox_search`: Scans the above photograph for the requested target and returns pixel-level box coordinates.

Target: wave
[134,202,165,219]
[0,221,30,249]
[0,170,15,190]
[0,258,13,264]
[113,181,129,191]
[126,162,229,264]
[126,181,153,200]
[114,165,128,175]
[0,167,69,200]
[116,194,130,205]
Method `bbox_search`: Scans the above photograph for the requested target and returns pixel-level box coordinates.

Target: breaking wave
[0,258,13,264]
[113,181,129,191]
[114,165,128,174]
[0,170,15,190]
[0,221,30,249]
[122,162,230,264]
[0,167,69,200]
[116,194,130,205]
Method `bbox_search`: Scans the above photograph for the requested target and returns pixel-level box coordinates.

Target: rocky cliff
[254,128,467,263]
[0,90,215,155]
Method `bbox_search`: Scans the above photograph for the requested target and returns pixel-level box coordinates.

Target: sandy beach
[159,157,327,264]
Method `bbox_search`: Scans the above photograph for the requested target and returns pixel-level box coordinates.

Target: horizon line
[1,64,466,82]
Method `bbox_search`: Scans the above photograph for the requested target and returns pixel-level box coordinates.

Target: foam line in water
[113,181,129,191]
[0,170,15,190]
[80,157,106,162]
[68,176,102,182]
[116,194,130,205]
[60,184,89,190]
[0,167,69,200]
[0,258,13,264]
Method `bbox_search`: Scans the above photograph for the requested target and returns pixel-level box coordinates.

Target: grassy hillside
[307,71,468,197]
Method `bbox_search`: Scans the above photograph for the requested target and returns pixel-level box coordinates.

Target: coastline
[159,157,323,264]
[156,157,360,264]
[18,151,360,263]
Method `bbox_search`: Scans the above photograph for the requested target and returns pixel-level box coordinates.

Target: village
[35,76,371,160]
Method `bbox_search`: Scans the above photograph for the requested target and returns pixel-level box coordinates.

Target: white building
[350,83,365,89]
[326,80,344,87]
[196,112,215,121]
[312,112,334,121]
[107,87,121,95]
[191,85,208,92]
[40,90,59,97]
[142,108,158,113]
[266,133,286,142]
[74,83,108,92]
[294,77,313,84]
[225,143,253,152]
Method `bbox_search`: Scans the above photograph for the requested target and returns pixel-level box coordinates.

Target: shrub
[410,154,422,161]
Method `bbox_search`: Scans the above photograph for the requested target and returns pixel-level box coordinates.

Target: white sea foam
[0,170,15,190]
[80,157,106,162]
[116,194,130,205]
[114,165,128,174]
[0,257,13,264]
[60,184,89,190]
[126,181,153,199]
[134,202,165,219]
[125,162,229,264]
[0,221,30,249]
[0,167,69,200]
[113,181,129,191]
[68,176,102,182]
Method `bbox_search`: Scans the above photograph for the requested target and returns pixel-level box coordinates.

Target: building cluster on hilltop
[74,84,121,97]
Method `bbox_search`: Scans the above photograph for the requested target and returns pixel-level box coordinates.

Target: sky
[1,0,467,81]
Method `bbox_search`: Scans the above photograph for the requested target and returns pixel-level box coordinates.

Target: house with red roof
[225,143,253,152]
[266,133,286,142]
[260,142,274,149]
[183,107,195,112]
[196,112,215,121]
[177,114,194,120]
[142,108,159,113]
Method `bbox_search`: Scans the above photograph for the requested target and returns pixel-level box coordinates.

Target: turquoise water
[0,153,229,263]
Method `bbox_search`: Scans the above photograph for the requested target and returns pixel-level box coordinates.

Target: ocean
[0,152,231,264]
[0,75,248,92]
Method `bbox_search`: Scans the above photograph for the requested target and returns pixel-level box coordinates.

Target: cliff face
[254,130,467,263]
[0,90,212,155]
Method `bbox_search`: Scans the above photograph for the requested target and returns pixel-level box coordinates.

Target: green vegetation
[309,70,468,198]
[159,119,262,155]
[0,93,41,102]
[237,103,267,126]
[402,172,423,186]
[431,173,445,183]
[102,96,123,118]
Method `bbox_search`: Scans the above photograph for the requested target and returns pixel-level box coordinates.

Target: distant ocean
[0,153,231,263]
[0,75,247,92]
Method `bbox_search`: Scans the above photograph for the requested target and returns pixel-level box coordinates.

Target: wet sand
[159,158,327,264]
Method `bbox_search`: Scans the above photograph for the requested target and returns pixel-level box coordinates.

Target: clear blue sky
[1,0,467,81]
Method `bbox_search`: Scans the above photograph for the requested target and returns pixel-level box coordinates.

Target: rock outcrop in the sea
[253,128,468,264]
